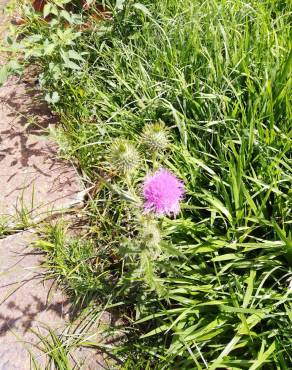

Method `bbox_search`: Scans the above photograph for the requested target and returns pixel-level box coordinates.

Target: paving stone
[0,0,9,16]
[0,231,70,369]
[0,76,84,221]
[0,231,108,369]
[0,2,83,222]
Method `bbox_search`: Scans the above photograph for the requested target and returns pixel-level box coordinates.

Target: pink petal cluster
[143,169,185,216]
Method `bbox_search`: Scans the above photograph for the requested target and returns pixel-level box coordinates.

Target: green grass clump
[35,221,118,309]
[5,0,292,368]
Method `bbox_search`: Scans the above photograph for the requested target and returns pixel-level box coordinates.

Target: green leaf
[68,49,84,61]
[133,3,151,16]
[43,3,52,18]
[140,324,169,338]
[0,60,22,85]
[202,191,233,224]
[45,91,60,104]
[116,0,126,10]
[63,58,81,70]
[242,270,256,308]
[0,64,9,85]
[43,42,55,56]
[249,341,276,370]
[211,253,238,262]
[220,305,263,315]
[60,10,72,23]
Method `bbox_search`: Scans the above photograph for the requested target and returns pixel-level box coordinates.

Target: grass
[2,0,292,368]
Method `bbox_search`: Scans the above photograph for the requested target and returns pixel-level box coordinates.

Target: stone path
[0,231,107,370]
[0,230,70,369]
[0,2,106,369]
[0,76,83,220]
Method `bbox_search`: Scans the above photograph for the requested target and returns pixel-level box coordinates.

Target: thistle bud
[108,139,140,174]
[141,121,169,153]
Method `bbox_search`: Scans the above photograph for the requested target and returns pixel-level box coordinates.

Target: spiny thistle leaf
[141,219,162,248]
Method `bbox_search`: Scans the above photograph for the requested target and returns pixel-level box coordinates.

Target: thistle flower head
[143,168,185,216]
[141,121,169,153]
[108,138,140,174]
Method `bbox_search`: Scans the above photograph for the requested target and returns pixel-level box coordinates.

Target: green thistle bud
[141,121,169,153]
[108,139,140,174]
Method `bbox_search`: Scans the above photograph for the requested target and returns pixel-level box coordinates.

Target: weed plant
[3,0,292,368]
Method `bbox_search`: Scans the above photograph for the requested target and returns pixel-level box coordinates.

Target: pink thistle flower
[143,169,185,216]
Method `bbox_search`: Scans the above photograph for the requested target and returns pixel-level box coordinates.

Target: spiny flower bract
[141,121,169,153]
[107,138,140,174]
[143,168,185,216]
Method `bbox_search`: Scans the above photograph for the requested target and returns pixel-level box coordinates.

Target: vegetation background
[2,0,291,368]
